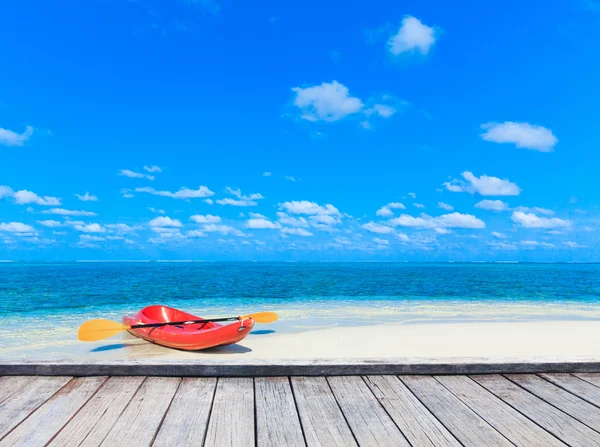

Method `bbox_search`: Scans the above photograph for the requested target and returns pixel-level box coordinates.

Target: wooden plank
[400,375,512,447]
[542,373,600,407]
[574,373,600,388]
[0,376,71,440]
[152,378,217,446]
[473,374,600,447]
[4,358,600,377]
[204,378,255,447]
[0,376,33,404]
[99,377,180,447]
[437,375,565,446]
[291,377,357,447]
[364,376,460,447]
[506,374,600,431]
[327,376,408,446]
[48,376,144,446]
[1,376,106,447]
[255,377,305,447]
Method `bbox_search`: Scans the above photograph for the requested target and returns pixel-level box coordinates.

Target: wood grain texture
[506,374,600,432]
[473,374,600,447]
[255,377,305,447]
[574,372,600,388]
[48,376,144,447]
[541,373,600,407]
[364,375,460,447]
[99,377,181,447]
[327,376,408,447]
[153,378,217,447]
[0,376,33,404]
[291,376,357,447]
[436,375,565,446]
[204,377,255,447]
[1,376,106,447]
[400,375,512,447]
[0,376,71,440]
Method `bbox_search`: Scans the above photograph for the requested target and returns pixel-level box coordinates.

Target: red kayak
[123,305,255,351]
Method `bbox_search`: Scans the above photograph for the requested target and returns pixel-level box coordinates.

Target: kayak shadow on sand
[196,344,253,354]
[249,329,276,335]
[90,342,143,352]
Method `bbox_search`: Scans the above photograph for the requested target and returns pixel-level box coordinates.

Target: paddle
[78,311,278,342]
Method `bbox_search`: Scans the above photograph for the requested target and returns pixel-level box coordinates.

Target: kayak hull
[123,305,254,351]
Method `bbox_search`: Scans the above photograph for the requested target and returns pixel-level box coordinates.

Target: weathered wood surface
[291,376,357,446]
[1,376,106,447]
[49,376,145,447]
[3,357,600,377]
[436,375,565,446]
[99,377,181,447]
[203,378,255,447]
[153,378,217,447]
[473,374,600,447]
[364,375,460,447]
[4,373,600,446]
[255,377,305,447]
[400,375,513,447]
[506,373,600,430]
[541,373,600,407]
[328,376,408,446]
[0,376,71,439]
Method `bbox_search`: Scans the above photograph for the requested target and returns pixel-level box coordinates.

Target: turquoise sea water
[2,262,600,359]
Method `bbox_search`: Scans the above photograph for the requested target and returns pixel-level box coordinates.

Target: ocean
[2,262,600,360]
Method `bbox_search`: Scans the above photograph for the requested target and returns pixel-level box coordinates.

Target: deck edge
[2,358,600,376]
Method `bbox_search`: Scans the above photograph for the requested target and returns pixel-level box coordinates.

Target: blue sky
[1,0,599,261]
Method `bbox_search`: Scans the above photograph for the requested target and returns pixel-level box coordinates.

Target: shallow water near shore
[2,262,600,361]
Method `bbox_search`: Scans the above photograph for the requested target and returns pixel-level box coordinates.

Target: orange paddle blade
[243,311,278,324]
[78,319,131,342]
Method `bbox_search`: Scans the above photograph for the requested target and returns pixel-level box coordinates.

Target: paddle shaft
[129,316,244,330]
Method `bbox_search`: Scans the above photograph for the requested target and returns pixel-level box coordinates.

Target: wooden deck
[2,373,600,446]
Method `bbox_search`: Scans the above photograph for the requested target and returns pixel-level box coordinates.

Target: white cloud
[284,176,296,182]
[0,126,34,147]
[105,224,141,234]
[376,202,406,217]
[444,171,521,196]
[136,186,214,199]
[0,185,14,199]
[279,201,340,215]
[564,241,587,249]
[187,230,206,238]
[121,188,134,199]
[277,212,309,227]
[41,208,97,216]
[202,224,245,236]
[2,189,61,206]
[520,240,555,249]
[372,237,389,245]
[360,120,372,130]
[390,212,485,229]
[491,232,506,239]
[490,242,518,251]
[434,228,450,234]
[0,222,36,233]
[292,81,363,122]
[143,165,162,173]
[80,235,106,242]
[408,192,417,199]
[118,169,154,181]
[262,172,272,177]
[475,200,509,211]
[225,187,263,201]
[74,223,106,233]
[37,220,62,228]
[361,222,395,234]
[281,227,313,236]
[364,104,396,118]
[205,199,214,205]
[246,218,281,229]
[216,187,264,206]
[216,198,256,206]
[76,192,98,202]
[514,206,554,216]
[396,233,410,242]
[190,214,221,224]
[511,211,571,229]
[414,203,425,209]
[388,16,437,55]
[308,214,341,228]
[437,202,453,211]
[147,207,165,214]
[149,216,182,228]
[481,122,557,152]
